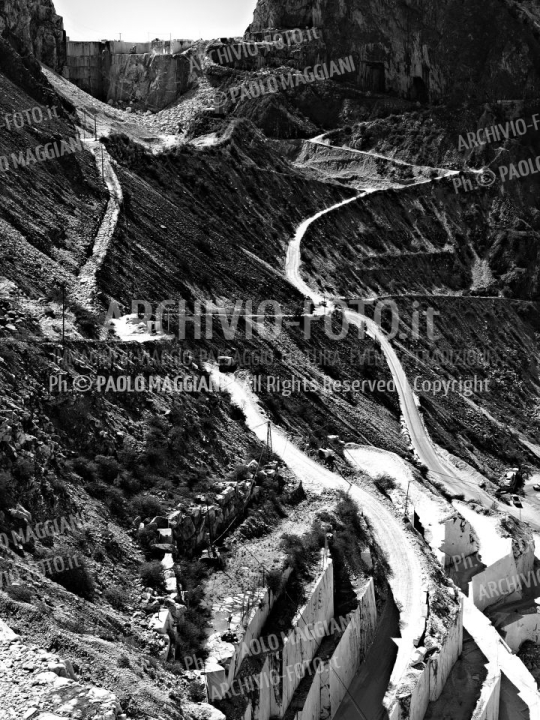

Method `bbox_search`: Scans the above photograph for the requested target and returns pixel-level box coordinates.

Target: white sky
[53,0,258,42]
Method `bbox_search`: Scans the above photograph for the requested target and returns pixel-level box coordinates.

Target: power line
[329,662,370,720]
[59,12,109,37]
[266,421,273,456]
[422,466,493,489]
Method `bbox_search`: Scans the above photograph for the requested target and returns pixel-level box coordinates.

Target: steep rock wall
[205,568,293,701]
[392,595,463,720]
[239,572,377,720]
[326,578,377,718]
[232,552,333,720]
[500,610,540,652]
[207,32,324,73]
[471,662,500,720]
[106,53,191,110]
[107,39,193,55]
[64,41,108,99]
[0,0,65,69]
[246,0,540,102]
[65,42,193,109]
[470,524,535,612]
[296,665,322,720]
[442,514,479,566]
[290,579,378,720]
[274,552,334,716]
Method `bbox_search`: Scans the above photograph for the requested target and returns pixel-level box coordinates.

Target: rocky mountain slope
[247,0,540,102]
[0,0,65,69]
[0,13,414,720]
[2,0,540,717]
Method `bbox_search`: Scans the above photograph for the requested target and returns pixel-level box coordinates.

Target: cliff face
[0,0,65,69]
[247,0,540,102]
[106,53,191,110]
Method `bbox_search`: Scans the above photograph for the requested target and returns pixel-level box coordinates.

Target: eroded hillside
[2,0,540,719]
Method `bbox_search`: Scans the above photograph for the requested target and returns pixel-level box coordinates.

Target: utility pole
[62,283,65,352]
[205,500,214,558]
[404,479,411,520]
[59,281,66,357]
[266,421,272,457]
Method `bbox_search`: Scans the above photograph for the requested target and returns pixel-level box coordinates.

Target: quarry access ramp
[208,366,428,718]
[40,66,124,312]
[77,138,123,311]
[285,154,540,719]
[464,596,540,718]
[309,133,455,174]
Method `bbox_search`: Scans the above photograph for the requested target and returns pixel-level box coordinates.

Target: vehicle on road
[217,355,238,373]
[512,494,522,507]
[533,484,540,491]
[496,466,531,496]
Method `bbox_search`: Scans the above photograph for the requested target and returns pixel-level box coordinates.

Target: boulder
[33,671,59,685]
[47,660,77,680]
[0,619,18,641]
[8,503,32,523]
[149,608,174,634]
[199,702,226,720]
[150,516,170,528]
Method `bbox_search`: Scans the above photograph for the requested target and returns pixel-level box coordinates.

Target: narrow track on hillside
[309,133,459,175]
[41,66,125,313]
[76,138,123,311]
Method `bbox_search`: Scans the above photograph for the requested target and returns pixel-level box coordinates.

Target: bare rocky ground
[2,10,540,720]
[0,618,122,720]
[0,110,415,720]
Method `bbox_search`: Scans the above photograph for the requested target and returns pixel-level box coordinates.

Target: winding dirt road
[309,134,457,176]
[285,172,484,499]
[284,151,540,718]
[208,367,427,717]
